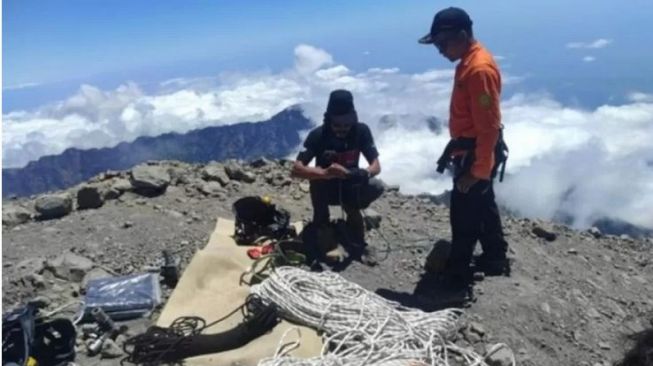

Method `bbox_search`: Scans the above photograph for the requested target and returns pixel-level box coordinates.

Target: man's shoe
[359,245,378,267]
[475,256,511,276]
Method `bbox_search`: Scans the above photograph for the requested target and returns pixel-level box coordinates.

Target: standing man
[419,7,510,289]
[292,89,384,266]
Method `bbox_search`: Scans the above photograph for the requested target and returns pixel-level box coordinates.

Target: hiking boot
[474,255,511,276]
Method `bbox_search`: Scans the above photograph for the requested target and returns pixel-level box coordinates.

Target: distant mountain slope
[2,107,312,197]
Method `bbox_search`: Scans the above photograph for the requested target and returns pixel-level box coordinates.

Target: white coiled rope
[251,267,514,366]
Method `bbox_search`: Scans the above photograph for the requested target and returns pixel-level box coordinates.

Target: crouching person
[291,89,384,266]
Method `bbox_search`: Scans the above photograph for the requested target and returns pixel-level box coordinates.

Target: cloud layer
[3,44,652,230]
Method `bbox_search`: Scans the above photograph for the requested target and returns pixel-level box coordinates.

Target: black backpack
[232,196,294,245]
[2,304,76,366]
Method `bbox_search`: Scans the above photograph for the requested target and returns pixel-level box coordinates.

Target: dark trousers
[310,178,385,224]
[447,179,508,275]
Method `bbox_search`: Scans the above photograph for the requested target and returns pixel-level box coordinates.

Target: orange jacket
[449,41,502,180]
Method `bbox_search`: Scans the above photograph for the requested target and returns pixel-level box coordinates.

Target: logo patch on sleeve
[479,93,492,108]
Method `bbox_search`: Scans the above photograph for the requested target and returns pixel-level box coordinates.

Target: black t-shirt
[296,123,379,169]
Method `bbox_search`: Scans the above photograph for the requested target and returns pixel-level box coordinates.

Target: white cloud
[566,38,612,49]
[627,92,653,103]
[3,44,652,232]
[3,82,41,91]
[294,44,334,74]
[582,56,596,62]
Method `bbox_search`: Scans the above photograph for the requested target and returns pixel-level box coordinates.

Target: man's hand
[326,163,349,179]
[456,173,479,193]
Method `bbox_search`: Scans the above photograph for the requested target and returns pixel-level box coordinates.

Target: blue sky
[4,0,653,110]
[3,1,653,229]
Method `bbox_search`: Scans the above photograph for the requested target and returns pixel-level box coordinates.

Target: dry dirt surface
[3,159,652,366]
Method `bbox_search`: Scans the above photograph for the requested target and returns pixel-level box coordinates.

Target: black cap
[418,7,473,44]
[326,89,356,116]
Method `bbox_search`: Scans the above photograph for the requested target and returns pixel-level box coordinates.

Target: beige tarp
[156,218,323,365]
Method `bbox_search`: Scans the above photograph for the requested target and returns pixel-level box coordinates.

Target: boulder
[199,181,225,197]
[35,194,73,220]
[224,162,256,183]
[130,165,170,195]
[201,164,230,186]
[2,205,32,226]
[77,185,104,209]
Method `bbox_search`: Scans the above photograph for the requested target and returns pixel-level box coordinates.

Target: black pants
[447,179,508,275]
[310,178,385,224]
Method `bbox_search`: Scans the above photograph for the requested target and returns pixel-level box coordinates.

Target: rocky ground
[2,159,652,366]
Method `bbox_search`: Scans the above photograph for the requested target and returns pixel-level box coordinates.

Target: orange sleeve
[467,66,501,179]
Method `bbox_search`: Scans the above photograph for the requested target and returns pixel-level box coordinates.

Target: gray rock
[35,194,73,220]
[386,185,400,192]
[111,178,133,193]
[77,185,105,209]
[299,182,310,193]
[199,181,225,197]
[469,322,486,337]
[532,224,557,241]
[485,344,514,366]
[250,157,272,168]
[101,339,124,359]
[81,267,112,290]
[2,205,32,226]
[24,273,47,290]
[598,341,611,350]
[201,164,230,186]
[102,187,122,200]
[224,162,256,183]
[46,252,94,282]
[588,226,602,238]
[363,209,382,229]
[130,165,170,194]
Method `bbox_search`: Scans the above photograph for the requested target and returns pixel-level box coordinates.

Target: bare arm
[366,158,381,177]
[291,160,331,180]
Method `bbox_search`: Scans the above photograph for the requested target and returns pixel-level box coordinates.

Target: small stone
[46,252,95,282]
[81,267,112,290]
[587,307,601,319]
[532,224,557,241]
[598,341,611,350]
[567,248,578,254]
[485,344,514,366]
[588,227,602,238]
[386,185,400,192]
[101,339,124,359]
[299,182,310,193]
[470,322,486,337]
[363,209,382,229]
[121,221,134,229]
[540,302,551,314]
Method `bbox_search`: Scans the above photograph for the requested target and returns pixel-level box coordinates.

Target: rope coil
[252,267,513,366]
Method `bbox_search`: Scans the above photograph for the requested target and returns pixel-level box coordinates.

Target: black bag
[2,304,76,366]
[232,196,294,245]
[492,130,509,182]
